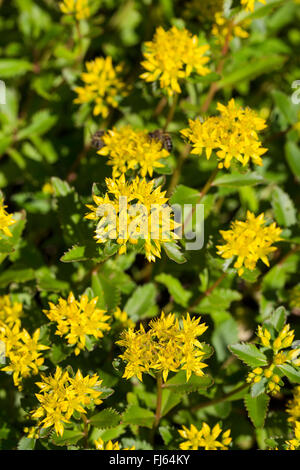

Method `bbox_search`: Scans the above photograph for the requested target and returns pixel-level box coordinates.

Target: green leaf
[163,241,186,264]
[122,405,155,428]
[217,55,286,88]
[271,186,296,227]
[18,110,57,140]
[277,364,300,384]
[272,90,299,126]
[244,393,270,428]
[0,268,35,288]
[163,371,213,394]
[285,141,300,179]
[89,409,120,428]
[268,306,287,332]
[60,245,89,263]
[251,378,267,397]
[0,59,33,77]
[229,343,268,368]
[124,283,157,320]
[155,273,192,307]
[91,272,121,313]
[213,172,265,187]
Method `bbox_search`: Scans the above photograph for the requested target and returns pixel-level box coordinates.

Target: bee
[148,129,173,153]
[91,130,106,150]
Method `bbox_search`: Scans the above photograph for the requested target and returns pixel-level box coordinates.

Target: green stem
[190,271,228,311]
[81,413,89,449]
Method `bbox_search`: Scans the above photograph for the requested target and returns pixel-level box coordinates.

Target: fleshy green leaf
[155,273,192,307]
[244,393,270,428]
[229,343,268,368]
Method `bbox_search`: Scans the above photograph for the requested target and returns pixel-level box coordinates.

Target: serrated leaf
[17,437,36,450]
[251,378,267,397]
[89,409,120,428]
[60,245,89,263]
[122,405,155,428]
[229,343,268,368]
[155,273,192,307]
[244,393,270,428]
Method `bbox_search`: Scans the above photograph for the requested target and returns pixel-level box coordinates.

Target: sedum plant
[0,0,300,452]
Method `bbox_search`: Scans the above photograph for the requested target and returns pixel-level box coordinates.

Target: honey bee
[148,129,173,153]
[91,130,106,150]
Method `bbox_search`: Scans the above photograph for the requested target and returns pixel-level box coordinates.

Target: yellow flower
[43,292,110,355]
[74,57,127,118]
[97,126,169,178]
[31,367,102,437]
[59,0,90,20]
[113,307,135,329]
[217,211,282,276]
[179,422,231,450]
[241,0,266,12]
[117,312,208,383]
[181,99,268,169]
[212,12,250,45]
[246,323,300,395]
[140,26,210,96]
[0,295,23,328]
[0,198,15,239]
[0,325,49,389]
[85,175,180,263]
[287,387,300,424]
[24,426,39,439]
[94,438,135,450]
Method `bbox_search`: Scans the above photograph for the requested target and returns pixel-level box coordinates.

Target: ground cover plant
[0,0,300,451]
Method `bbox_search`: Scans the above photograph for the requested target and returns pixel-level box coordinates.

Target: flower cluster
[113,307,135,329]
[141,26,210,96]
[74,57,126,118]
[31,367,103,436]
[0,199,15,239]
[241,0,266,12]
[117,312,209,382]
[43,292,110,355]
[97,126,169,178]
[94,438,135,450]
[0,325,49,389]
[85,175,180,263]
[217,211,282,276]
[59,0,90,20]
[247,324,300,394]
[212,13,250,45]
[181,99,267,169]
[179,423,232,450]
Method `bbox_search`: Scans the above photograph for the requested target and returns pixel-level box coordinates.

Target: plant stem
[190,271,228,311]
[192,383,249,412]
[167,144,191,197]
[150,373,163,444]
[81,413,89,449]
[183,166,219,233]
